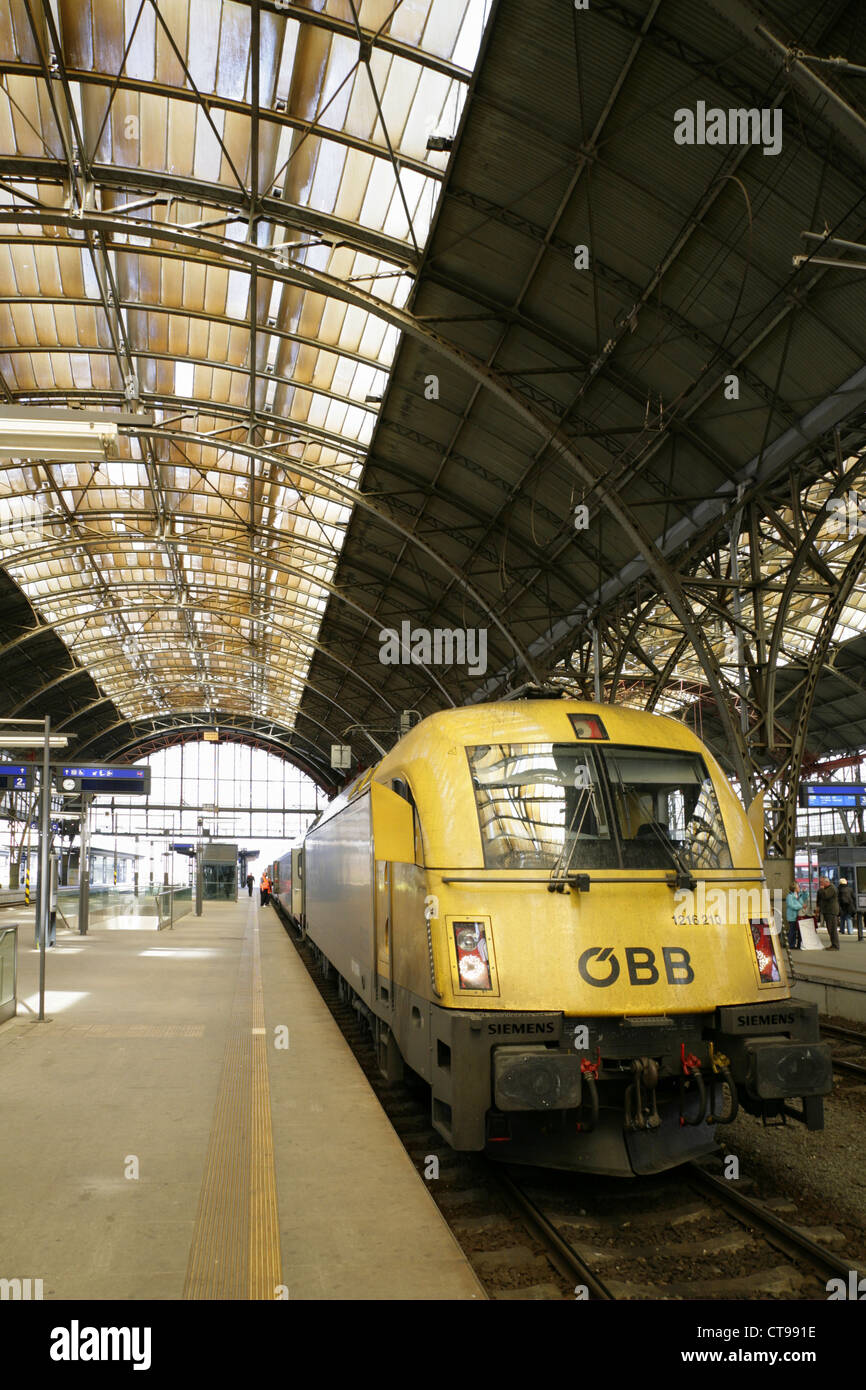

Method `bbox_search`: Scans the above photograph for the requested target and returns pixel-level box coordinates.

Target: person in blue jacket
[785,884,805,949]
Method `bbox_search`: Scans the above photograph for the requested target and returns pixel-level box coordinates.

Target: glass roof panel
[0,0,490,732]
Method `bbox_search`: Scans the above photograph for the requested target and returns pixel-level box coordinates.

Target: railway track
[278,907,865,1300]
[494,1161,863,1300]
[821,1019,866,1081]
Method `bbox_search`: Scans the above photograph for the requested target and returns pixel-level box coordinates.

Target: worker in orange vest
[260,872,271,907]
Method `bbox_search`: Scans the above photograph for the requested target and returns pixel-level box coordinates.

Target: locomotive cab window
[467,742,732,872]
[467,743,619,870]
[391,777,414,805]
[391,775,425,865]
[602,747,732,871]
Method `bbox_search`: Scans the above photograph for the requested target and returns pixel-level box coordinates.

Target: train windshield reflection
[602,747,732,871]
[467,743,732,871]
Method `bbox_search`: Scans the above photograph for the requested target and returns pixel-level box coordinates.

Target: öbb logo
[577,946,694,988]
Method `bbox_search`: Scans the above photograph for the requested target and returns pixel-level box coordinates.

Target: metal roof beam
[68,715,337,789]
[0,345,380,421]
[0,576,456,710]
[705,0,866,166]
[246,1,471,83]
[0,295,390,374]
[0,61,443,181]
[0,158,419,268]
[52,658,389,754]
[64,697,349,768]
[0,206,761,764]
[0,383,369,461]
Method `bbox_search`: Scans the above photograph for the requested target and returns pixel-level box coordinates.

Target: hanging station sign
[330,744,352,770]
[53,764,152,796]
[799,782,866,810]
[0,763,34,792]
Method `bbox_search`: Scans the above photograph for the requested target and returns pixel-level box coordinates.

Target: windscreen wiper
[639,816,697,891]
[549,775,597,892]
[607,764,696,890]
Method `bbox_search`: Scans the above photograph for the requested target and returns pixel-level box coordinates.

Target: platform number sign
[0,764,33,792]
[330,744,352,770]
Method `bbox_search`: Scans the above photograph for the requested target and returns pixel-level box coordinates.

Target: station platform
[0,897,484,1301]
[788,931,866,1024]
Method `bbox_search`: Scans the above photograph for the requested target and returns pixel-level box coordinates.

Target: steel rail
[820,1022,866,1080]
[495,1171,616,1301]
[687,1162,863,1283]
[820,1021,866,1044]
[832,1057,866,1080]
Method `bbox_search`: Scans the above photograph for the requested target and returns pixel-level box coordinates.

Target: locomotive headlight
[749,918,781,984]
[453,920,492,990]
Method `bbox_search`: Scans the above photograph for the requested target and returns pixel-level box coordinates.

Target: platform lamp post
[37,718,50,1016]
[195,817,203,917]
[0,719,70,1021]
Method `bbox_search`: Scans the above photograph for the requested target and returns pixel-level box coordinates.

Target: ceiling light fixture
[0,407,151,461]
[0,735,70,749]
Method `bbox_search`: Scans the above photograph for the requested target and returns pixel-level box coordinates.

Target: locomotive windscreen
[468,743,617,871]
[603,747,732,870]
[467,743,732,872]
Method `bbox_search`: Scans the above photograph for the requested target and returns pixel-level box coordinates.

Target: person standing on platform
[838,878,856,936]
[260,872,270,906]
[817,877,841,950]
[246,872,254,897]
[785,884,805,950]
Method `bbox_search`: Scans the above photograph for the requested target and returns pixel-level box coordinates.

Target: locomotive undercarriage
[482,1006,831,1177]
[287,914,832,1178]
[401,993,831,1178]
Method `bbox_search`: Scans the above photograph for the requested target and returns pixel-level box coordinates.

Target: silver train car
[270,843,304,924]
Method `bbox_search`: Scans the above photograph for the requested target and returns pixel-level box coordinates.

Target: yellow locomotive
[272,699,831,1176]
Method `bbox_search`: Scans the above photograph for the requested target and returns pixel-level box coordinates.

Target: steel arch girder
[0,206,748,773]
[0,562,456,713]
[0,158,419,270]
[80,716,337,792]
[63,701,343,774]
[5,665,94,717]
[46,640,396,748]
[766,535,866,858]
[0,61,447,185]
[764,451,866,740]
[26,626,387,756]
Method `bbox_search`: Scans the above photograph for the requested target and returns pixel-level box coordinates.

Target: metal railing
[0,925,17,1024]
[154,885,192,929]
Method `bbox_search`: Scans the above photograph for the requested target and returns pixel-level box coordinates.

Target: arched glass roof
[0,0,489,733]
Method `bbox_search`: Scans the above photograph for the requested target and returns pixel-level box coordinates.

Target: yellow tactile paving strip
[249,909,281,1299]
[183,901,282,1299]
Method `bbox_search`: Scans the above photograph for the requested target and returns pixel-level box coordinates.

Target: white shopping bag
[797,915,825,951]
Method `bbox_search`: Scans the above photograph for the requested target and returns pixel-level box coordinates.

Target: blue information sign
[0,763,33,791]
[799,782,866,810]
[53,764,151,796]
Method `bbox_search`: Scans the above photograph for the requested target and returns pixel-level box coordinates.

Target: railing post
[37,715,50,1021]
[78,794,91,936]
